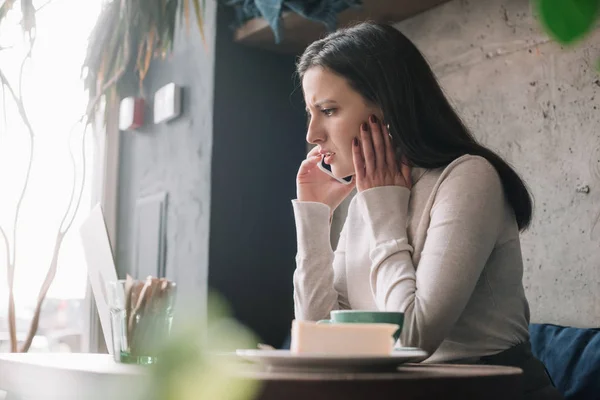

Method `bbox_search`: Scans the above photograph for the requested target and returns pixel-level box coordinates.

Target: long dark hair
[296,22,533,230]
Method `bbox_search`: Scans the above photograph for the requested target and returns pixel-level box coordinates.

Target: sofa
[529,323,600,400]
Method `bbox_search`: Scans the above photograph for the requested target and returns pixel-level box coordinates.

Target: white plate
[235,348,428,373]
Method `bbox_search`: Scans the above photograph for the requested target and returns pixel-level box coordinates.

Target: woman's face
[302,66,381,178]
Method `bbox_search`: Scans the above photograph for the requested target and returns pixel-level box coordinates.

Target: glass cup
[106,277,176,365]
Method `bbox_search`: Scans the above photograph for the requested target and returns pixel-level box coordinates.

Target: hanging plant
[82,0,206,123]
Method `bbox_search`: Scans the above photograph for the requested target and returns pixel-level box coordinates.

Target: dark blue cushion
[529,323,600,400]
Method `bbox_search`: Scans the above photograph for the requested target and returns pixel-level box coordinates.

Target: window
[0,0,103,353]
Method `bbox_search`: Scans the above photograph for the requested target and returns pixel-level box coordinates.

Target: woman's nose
[306,120,325,144]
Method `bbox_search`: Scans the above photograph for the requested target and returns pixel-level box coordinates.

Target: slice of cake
[290,320,398,356]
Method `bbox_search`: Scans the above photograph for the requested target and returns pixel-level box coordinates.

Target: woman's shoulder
[421,155,510,228]
[412,155,506,208]
[445,154,497,173]
[439,154,502,188]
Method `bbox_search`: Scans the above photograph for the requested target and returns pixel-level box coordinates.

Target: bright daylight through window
[0,0,102,353]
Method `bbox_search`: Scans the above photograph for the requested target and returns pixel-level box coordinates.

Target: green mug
[318,310,404,342]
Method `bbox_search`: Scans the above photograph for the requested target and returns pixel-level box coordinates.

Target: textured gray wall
[392,0,600,327]
[116,1,217,315]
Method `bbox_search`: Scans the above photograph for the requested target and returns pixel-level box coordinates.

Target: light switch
[153,82,181,124]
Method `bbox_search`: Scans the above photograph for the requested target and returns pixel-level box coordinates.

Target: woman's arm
[292,200,350,321]
[357,157,505,354]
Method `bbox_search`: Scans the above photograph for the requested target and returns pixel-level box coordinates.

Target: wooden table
[0,353,523,400]
[244,363,524,400]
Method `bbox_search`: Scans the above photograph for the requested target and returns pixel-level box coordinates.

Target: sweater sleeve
[355,157,505,355]
[291,200,349,321]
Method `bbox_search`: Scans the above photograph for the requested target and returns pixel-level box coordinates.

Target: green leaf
[535,0,600,44]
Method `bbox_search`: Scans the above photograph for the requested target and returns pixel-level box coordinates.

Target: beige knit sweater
[292,155,530,362]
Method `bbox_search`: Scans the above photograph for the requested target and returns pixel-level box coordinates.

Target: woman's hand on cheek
[352,115,412,193]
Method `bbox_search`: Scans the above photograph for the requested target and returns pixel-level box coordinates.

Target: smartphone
[317,157,353,185]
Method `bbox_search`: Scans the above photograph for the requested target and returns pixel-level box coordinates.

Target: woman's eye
[321,108,335,116]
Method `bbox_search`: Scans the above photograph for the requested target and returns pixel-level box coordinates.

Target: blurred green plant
[534,0,600,69]
[139,291,263,400]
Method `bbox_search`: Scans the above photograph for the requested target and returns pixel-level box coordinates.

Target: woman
[291,22,562,399]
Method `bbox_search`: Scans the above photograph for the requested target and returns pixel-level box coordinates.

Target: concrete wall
[392,0,600,327]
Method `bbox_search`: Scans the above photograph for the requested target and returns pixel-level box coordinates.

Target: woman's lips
[319,150,335,165]
[324,153,334,164]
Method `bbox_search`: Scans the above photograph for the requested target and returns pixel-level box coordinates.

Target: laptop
[79,203,118,354]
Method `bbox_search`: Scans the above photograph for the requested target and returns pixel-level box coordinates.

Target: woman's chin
[331,166,354,179]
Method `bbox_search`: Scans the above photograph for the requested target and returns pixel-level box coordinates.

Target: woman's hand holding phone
[296,146,355,213]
